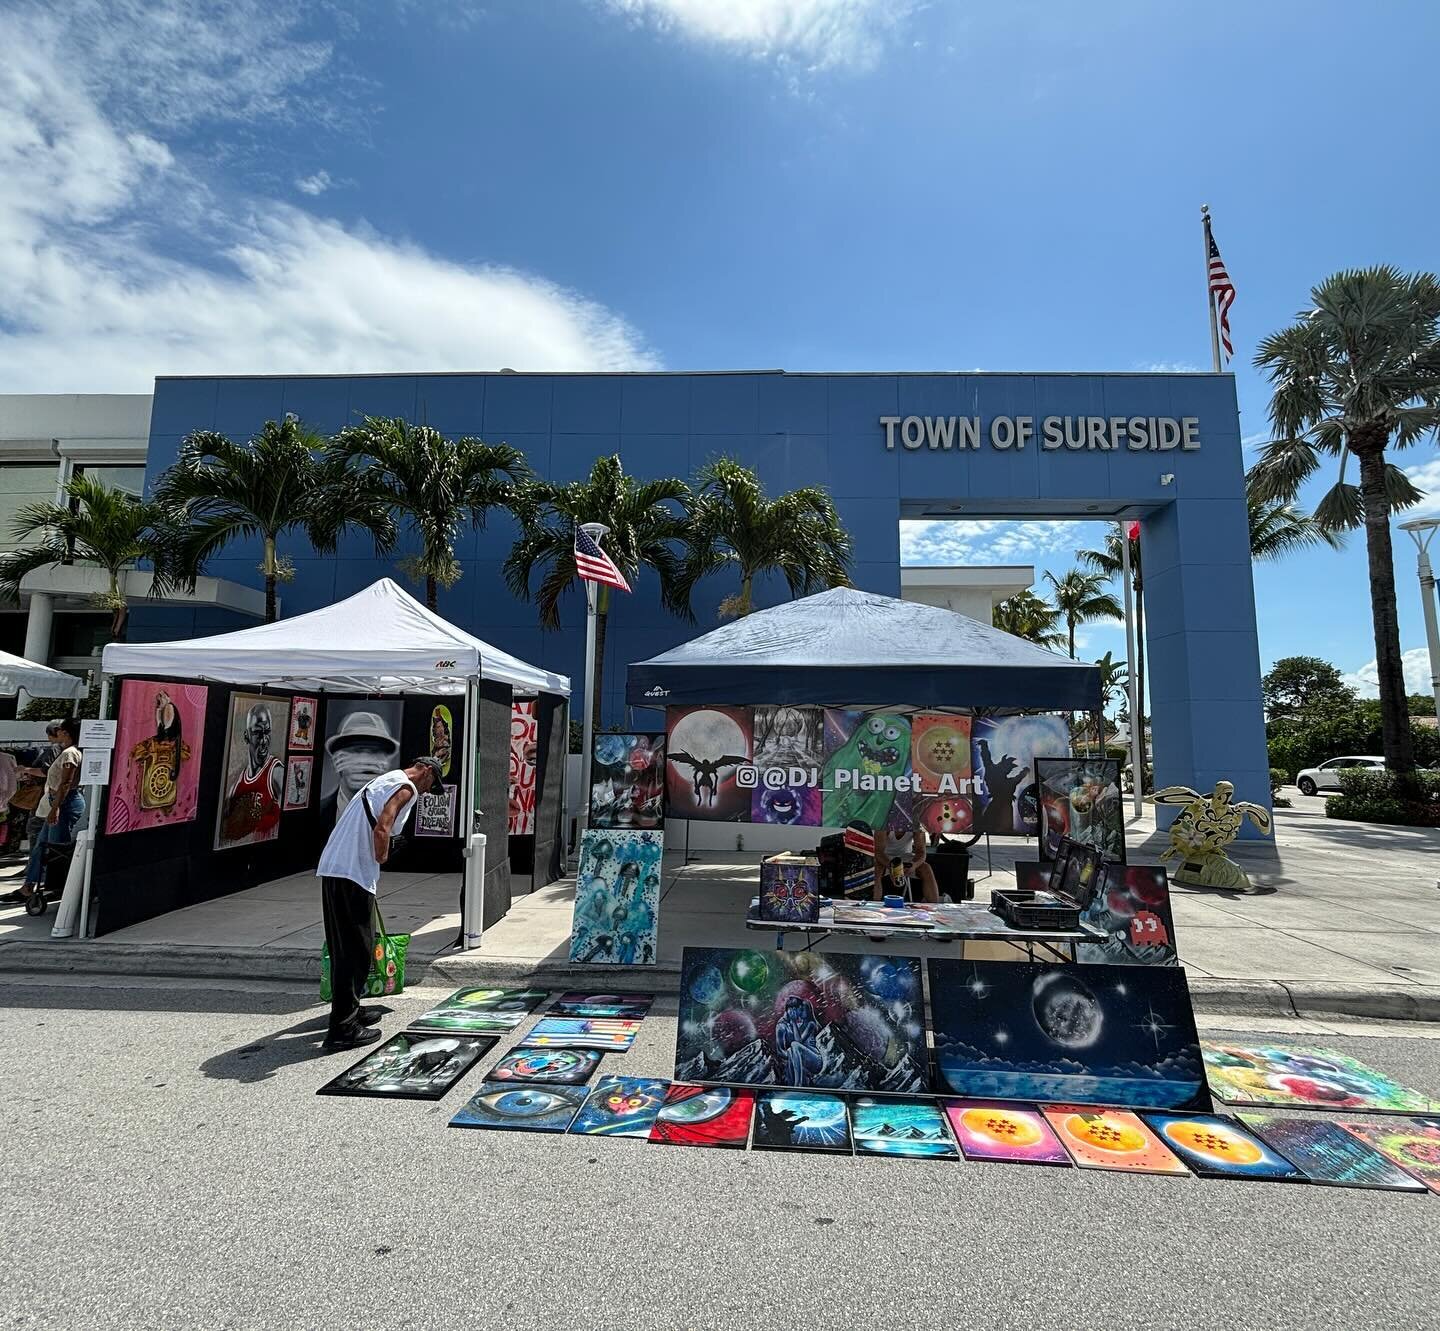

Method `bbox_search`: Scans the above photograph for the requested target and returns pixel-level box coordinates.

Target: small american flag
[1206,217,1236,361]
[573,525,631,592]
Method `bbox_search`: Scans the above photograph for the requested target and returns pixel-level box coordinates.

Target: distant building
[899,564,1035,624]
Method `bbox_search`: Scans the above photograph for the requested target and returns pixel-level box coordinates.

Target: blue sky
[2,0,1437,693]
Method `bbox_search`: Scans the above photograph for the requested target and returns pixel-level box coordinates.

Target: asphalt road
[4,979,1439,1331]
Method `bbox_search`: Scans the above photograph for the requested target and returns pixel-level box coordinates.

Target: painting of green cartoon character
[822,710,914,832]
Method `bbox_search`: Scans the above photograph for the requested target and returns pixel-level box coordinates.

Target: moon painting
[928,959,1210,1111]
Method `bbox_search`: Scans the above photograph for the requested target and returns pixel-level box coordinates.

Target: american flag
[1206,217,1236,361]
[573,525,631,592]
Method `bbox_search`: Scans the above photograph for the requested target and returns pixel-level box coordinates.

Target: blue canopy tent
[626,587,1101,712]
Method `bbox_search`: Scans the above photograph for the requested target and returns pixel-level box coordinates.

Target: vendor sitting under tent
[873,821,941,905]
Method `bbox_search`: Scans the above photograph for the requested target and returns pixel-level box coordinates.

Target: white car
[1294,755,1385,796]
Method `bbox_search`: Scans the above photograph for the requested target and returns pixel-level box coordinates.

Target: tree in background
[1262,656,1358,723]
[681,457,851,618]
[1043,568,1124,659]
[504,455,690,734]
[154,418,395,623]
[1251,266,1440,778]
[991,589,1065,650]
[1078,522,1145,784]
[1246,470,1342,562]
[0,474,184,640]
[331,417,528,610]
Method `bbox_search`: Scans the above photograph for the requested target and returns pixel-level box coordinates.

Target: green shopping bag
[319,903,410,1002]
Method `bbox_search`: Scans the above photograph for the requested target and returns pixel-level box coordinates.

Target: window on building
[74,464,146,497]
[0,462,61,554]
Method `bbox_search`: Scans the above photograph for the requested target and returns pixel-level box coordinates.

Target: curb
[4,940,1438,1024]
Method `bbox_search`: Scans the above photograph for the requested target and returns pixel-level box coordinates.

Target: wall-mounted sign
[79,718,118,750]
[880,415,1201,453]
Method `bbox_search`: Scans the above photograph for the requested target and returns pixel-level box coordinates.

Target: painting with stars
[927,959,1210,1110]
[751,1090,854,1153]
[674,947,928,1093]
[1140,1112,1304,1181]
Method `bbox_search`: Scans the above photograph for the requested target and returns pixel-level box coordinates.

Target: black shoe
[359,1007,385,1027]
[323,1025,384,1052]
[0,890,27,905]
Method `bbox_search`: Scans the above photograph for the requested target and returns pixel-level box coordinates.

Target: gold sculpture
[1150,780,1272,892]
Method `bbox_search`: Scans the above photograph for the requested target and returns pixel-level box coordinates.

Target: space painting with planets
[928,959,1210,1110]
[406,987,550,1035]
[751,1090,854,1153]
[1202,1043,1439,1115]
[675,947,927,1094]
[1074,863,1177,968]
[485,1047,604,1085]
[1140,1112,1303,1181]
[850,1097,957,1159]
[569,1077,672,1138]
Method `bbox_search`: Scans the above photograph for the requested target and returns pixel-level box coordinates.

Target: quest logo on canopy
[879,415,1201,453]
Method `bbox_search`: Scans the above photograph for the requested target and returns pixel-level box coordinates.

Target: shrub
[1268,767,1287,795]
[1325,768,1440,827]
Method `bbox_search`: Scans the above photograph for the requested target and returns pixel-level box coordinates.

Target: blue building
[135,369,1268,815]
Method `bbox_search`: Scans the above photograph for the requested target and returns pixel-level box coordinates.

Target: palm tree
[503,455,690,733]
[1246,470,1342,562]
[1043,568,1124,659]
[991,589,1066,650]
[153,417,395,622]
[331,417,528,611]
[1250,266,1440,775]
[1078,523,1145,784]
[680,457,851,618]
[0,473,182,640]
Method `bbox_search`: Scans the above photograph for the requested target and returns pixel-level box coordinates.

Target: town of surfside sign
[880,414,1202,452]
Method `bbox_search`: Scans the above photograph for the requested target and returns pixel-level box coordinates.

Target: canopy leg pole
[461,673,484,949]
[54,672,110,940]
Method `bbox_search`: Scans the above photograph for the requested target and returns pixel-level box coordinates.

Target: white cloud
[599,0,915,69]
[0,2,656,393]
[1401,454,1440,518]
[295,170,334,196]
[899,519,1090,566]
[1139,361,1204,374]
[1341,648,1434,699]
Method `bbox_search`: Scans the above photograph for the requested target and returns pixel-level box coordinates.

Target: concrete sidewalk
[2,793,1437,1019]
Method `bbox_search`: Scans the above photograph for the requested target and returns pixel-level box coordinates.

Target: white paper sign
[80,750,112,786]
[78,719,118,751]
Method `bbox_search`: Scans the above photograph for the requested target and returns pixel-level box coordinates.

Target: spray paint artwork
[751,1090,854,1153]
[674,947,927,1093]
[851,1097,957,1159]
[928,959,1210,1110]
[970,715,1069,837]
[105,680,209,835]
[1140,1112,1303,1181]
[1238,1112,1429,1191]
[750,705,825,826]
[568,829,664,966]
[449,1081,589,1133]
[1036,756,1125,860]
[822,709,914,835]
[590,733,666,830]
[943,1100,1071,1166]
[1339,1121,1440,1194]
[569,1076,671,1138]
[910,713,973,794]
[1075,863,1177,967]
[665,706,753,821]
[1043,1106,1190,1175]
[649,1084,755,1148]
[1203,1044,1439,1115]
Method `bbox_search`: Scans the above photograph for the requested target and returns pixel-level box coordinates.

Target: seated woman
[872,822,940,904]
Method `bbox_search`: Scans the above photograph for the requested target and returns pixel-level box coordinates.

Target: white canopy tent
[0,650,86,699]
[51,579,569,942]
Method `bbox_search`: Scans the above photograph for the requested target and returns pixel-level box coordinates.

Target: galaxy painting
[550,992,655,1019]
[568,829,664,966]
[485,1047,604,1085]
[1203,1043,1439,1115]
[1043,1106,1190,1175]
[649,1084,755,1148]
[675,947,928,1094]
[449,1081,589,1133]
[406,987,550,1034]
[943,1100,1071,1166]
[1141,1113,1303,1181]
[851,1097,957,1159]
[569,1077,671,1138]
[970,714,1068,837]
[1339,1122,1440,1194]
[317,1033,495,1101]
[928,959,1210,1110]
[1075,864,1178,968]
[751,1091,853,1153]
[519,1018,641,1052]
[589,733,666,830]
[1239,1113,1429,1192]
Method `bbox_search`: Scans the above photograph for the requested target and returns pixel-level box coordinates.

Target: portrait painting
[283,755,313,811]
[320,698,403,827]
[287,696,318,751]
[215,693,289,851]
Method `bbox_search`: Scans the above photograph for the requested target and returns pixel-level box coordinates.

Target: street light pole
[576,522,610,846]
[1400,517,1440,719]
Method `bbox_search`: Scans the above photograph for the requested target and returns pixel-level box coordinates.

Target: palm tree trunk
[1356,447,1415,775]
[108,570,128,641]
[426,574,438,612]
[263,535,278,622]
[739,573,753,616]
[1134,577,1147,793]
[1068,619,1076,659]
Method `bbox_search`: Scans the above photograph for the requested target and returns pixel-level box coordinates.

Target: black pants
[322,876,374,1038]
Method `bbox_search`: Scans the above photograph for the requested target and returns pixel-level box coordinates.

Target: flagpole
[576,522,609,844]
[1121,525,1144,819]
[1201,204,1222,373]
